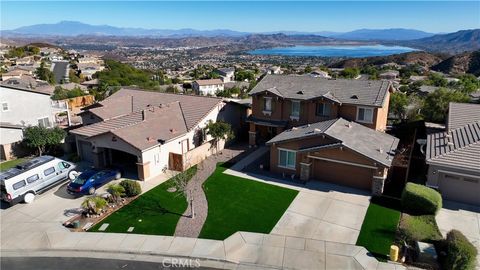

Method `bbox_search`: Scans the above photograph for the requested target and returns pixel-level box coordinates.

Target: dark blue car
[67,169,121,195]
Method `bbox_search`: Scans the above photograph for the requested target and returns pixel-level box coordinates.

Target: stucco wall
[0,86,55,127]
[0,127,23,145]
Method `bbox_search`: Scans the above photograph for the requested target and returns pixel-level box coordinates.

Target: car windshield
[72,171,96,185]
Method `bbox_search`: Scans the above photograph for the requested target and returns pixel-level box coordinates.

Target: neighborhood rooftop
[267,118,399,167]
[249,74,392,107]
[447,102,480,130]
[194,78,224,86]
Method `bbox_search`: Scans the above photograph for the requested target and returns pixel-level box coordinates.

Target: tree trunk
[38,146,42,156]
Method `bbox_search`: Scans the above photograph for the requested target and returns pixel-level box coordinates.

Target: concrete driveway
[270,181,370,245]
[436,200,480,267]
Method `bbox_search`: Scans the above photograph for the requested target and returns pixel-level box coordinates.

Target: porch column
[249,123,258,146]
[300,162,312,182]
[137,161,150,181]
[371,168,388,195]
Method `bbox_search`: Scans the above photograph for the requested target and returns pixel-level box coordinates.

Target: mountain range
[2,21,437,40]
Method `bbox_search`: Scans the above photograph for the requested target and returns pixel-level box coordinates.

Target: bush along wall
[444,230,478,270]
[401,183,442,215]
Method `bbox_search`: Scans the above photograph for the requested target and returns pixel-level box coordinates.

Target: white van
[0,156,78,205]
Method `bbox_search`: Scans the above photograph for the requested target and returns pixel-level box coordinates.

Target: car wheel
[88,187,95,195]
[68,170,78,180]
[23,192,35,204]
[115,172,121,180]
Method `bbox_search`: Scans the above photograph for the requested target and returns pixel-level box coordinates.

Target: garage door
[312,159,373,190]
[78,141,93,163]
[439,173,480,206]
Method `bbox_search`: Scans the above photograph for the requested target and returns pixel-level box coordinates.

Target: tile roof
[194,79,224,86]
[71,88,222,151]
[447,102,480,131]
[249,75,392,107]
[267,118,399,167]
[426,121,480,172]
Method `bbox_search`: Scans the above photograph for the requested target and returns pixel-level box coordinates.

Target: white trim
[356,106,374,124]
[307,155,378,169]
[437,170,480,180]
[278,165,296,171]
[278,147,297,152]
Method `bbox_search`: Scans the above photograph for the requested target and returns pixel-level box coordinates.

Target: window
[26,174,39,183]
[13,180,26,190]
[291,101,300,117]
[58,162,70,170]
[1,102,8,112]
[316,103,331,116]
[278,149,296,169]
[357,107,374,123]
[263,97,272,112]
[38,117,51,128]
[44,167,55,176]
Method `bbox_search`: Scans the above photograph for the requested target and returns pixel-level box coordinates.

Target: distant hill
[329,51,445,68]
[331,28,435,40]
[431,50,480,76]
[402,29,480,53]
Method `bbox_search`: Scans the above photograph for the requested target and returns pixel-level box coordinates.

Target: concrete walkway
[175,149,241,238]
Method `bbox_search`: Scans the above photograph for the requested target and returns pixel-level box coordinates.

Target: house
[379,70,399,80]
[217,67,235,83]
[426,102,480,205]
[267,118,398,194]
[192,79,224,96]
[71,88,229,181]
[268,66,282,75]
[1,68,32,81]
[0,84,70,160]
[309,70,331,79]
[417,85,439,96]
[247,75,394,145]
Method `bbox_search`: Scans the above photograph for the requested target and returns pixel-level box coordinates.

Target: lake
[248,44,418,58]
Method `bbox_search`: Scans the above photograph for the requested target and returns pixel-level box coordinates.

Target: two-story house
[0,83,70,160]
[192,79,224,96]
[217,68,235,83]
[248,75,398,194]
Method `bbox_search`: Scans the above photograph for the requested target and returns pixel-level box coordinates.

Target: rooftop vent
[447,142,454,147]
[297,91,304,95]
[350,95,358,99]
[291,127,298,130]
[378,148,384,154]
[345,123,352,128]
[314,128,321,132]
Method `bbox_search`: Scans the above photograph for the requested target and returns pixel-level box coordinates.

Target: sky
[1,1,479,33]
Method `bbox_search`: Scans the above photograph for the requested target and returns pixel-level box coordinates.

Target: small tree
[23,126,66,156]
[422,88,470,122]
[35,61,56,85]
[81,196,107,215]
[206,120,234,153]
[389,92,409,121]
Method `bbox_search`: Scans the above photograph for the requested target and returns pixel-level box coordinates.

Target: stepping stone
[127,227,134,232]
[98,223,109,231]
[82,222,93,230]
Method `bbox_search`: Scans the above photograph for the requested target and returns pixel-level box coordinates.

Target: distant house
[192,79,224,96]
[0,84,70,160]
[417,85,439,96]
[71,88,229,180]
[426,102,480,205]
[409,75,427,83]
[1,68,32,81]
[309,70,331,78]
[268,66,282,75]
[379,70,399,80]
[217,67,235,83]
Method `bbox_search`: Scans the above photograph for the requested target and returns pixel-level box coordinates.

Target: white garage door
[439,173,480,206]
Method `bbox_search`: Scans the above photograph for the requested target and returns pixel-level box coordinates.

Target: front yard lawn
[356,197,401,260]
[199,163,298,240]
[0,158,29,172]
[89,166,197,235]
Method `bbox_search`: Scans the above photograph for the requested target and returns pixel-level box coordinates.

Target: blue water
[248,45,418,58]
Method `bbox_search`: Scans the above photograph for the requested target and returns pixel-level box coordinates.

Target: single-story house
[266,118,399,194]
[379,70,400,80]
[426,102,480,205]
[192,79,224,96]
[71,88,229,180]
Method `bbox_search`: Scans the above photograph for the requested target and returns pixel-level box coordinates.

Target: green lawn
[356,199,401,260]
[0,158,29,172]
[89,166,197,235]
[199,163,298,240]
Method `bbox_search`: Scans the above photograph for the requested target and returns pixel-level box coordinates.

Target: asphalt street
[1,257,217,270]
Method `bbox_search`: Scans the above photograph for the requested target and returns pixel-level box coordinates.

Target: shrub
[401,183,442,215]
[444,230,478,270]
[397,214,443,242]
[107,184,125,203]
[81,196,107,215]
[120,180,142,197]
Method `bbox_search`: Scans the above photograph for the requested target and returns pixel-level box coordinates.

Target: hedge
[444,230,478,270]
[401,183,442,215]
[120,180,142,197]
